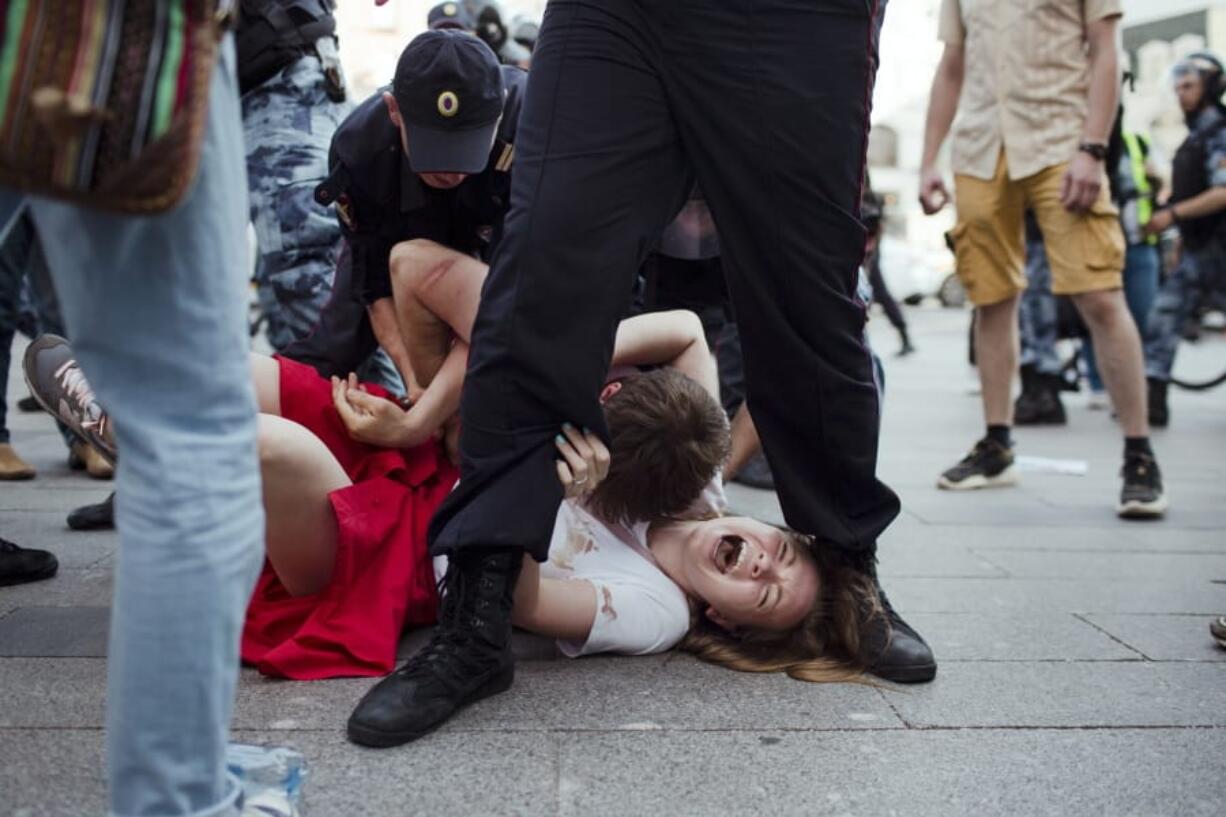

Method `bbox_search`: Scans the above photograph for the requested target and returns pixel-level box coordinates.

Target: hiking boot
[844,551,936,683]
[732,452,775,491]
[0,537,58,587]
[1210,617,1226,650]
[0,443,36,480]
[68,441,114,480]
[1147,377,1169,429]
[23,335,116,463]
[1118,452,1168,519]
[1014,366,1066,425]
[347,548,523,747]
[865,586,936,683]
[937,437,1017,491]
[67,492,115,531]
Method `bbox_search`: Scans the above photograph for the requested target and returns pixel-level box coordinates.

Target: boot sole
[871,662,938,684]
[346,665,515,749]
[1117,495,1169,519]
[937,467,1018,491]
[0,562,58,587]
[1014,415,1067,426]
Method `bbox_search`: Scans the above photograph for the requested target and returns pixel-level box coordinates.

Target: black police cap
[428,2,475,31]
[392,30,504,174]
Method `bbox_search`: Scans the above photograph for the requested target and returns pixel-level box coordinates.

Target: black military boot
[850,554,937,684]
[1147,377,1169,428]
[347,548,522,748]
[1014,365,1066,426]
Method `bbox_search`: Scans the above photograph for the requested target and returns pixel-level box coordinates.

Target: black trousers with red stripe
[429,0,899,560]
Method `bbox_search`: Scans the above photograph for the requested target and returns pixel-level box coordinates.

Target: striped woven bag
[0,0,228,213]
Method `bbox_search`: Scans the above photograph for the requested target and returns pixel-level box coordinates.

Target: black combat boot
[849,553,937,684]
[1147,377,1169,428]
[1014,365,1066,426]
[347,548,522,748]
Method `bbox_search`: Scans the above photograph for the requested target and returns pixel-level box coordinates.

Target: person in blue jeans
[3,39,273,817]
[0,213,84,480]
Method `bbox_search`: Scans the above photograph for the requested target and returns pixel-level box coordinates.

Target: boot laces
[396,562,493,690]
[55,360,109,440]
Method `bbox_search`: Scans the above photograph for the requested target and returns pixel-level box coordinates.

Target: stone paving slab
[0,606,109,658]
[880,662,1226,728]
[884,576,1226,615]
[900,612,1140,661]
[553,728,1226,817]
[872,543,1008,579]
[886,524,1225,553]
[0,728,559,817]
[971,550,1226,581]
[230,657,902,734]
[7,726,1223,817]
[0,566,114,617]
[0,485,114,512]
[1083,614,1226,663]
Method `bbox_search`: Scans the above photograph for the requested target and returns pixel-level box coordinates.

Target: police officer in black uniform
[347,0,936,750]
[1141,51,1226,424]
[286,31,524,397]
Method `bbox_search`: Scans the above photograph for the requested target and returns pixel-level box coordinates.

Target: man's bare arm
[1082,16,1122,145]
[610,310,719,400]
[918,43,965,214]
[368,296,424,399]
[1061,15,1121,211]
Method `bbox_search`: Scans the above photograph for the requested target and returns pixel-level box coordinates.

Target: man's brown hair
[588,368,730,524]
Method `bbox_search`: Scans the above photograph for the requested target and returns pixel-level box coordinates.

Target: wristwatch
[1077,141,1108,161]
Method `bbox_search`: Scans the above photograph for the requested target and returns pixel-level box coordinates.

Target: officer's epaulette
[493,139,514,173]
[315,163,352,206]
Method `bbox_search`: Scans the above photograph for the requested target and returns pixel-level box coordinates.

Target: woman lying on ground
[27,247,880,685]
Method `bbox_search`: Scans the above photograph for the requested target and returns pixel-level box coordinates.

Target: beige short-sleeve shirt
[938,0,1122,180]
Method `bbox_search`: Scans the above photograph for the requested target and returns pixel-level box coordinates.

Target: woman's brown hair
[678,531,883,684]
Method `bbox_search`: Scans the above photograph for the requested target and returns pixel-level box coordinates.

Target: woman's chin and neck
[646,519,698,598]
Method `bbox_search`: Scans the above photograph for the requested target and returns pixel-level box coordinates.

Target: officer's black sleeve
[336,191,397,306]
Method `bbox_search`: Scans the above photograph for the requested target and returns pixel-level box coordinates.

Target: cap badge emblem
[437,91,459,118]
[443,2,457,15]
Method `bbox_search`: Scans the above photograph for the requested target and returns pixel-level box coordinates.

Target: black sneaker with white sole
[937,437,1017,491]
[1118,452,1167,519]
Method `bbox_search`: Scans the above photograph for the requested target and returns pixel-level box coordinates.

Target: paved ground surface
[2,306,1224,816]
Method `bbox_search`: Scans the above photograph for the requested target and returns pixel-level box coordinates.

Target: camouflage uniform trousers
[1144,246,1226,381]
[1017,236,1063,376]
[243,55,350,352]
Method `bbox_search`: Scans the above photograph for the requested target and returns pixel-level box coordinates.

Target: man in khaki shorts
[918,0,1167,518]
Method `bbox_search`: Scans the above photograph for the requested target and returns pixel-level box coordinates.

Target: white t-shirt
[434,478,726,658]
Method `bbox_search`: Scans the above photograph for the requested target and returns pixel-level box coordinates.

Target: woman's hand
[331,374,423,448]
[555,424,610,500]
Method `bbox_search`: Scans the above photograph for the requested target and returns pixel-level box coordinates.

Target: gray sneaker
[23,335,116,464]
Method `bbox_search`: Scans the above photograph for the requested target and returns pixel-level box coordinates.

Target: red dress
[240,356,459,680]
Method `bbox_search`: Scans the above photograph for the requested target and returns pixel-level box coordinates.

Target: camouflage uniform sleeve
[1207,128,1226,188]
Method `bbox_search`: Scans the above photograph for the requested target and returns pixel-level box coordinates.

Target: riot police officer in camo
[238,0,351,353]
[1141,52,1226,427]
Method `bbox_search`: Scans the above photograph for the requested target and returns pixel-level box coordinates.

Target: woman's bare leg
[251,352,281,415]
[388,239,489,387]
[258,414,351,596]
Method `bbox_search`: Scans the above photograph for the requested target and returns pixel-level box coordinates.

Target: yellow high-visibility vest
[1123,131,1157,246]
